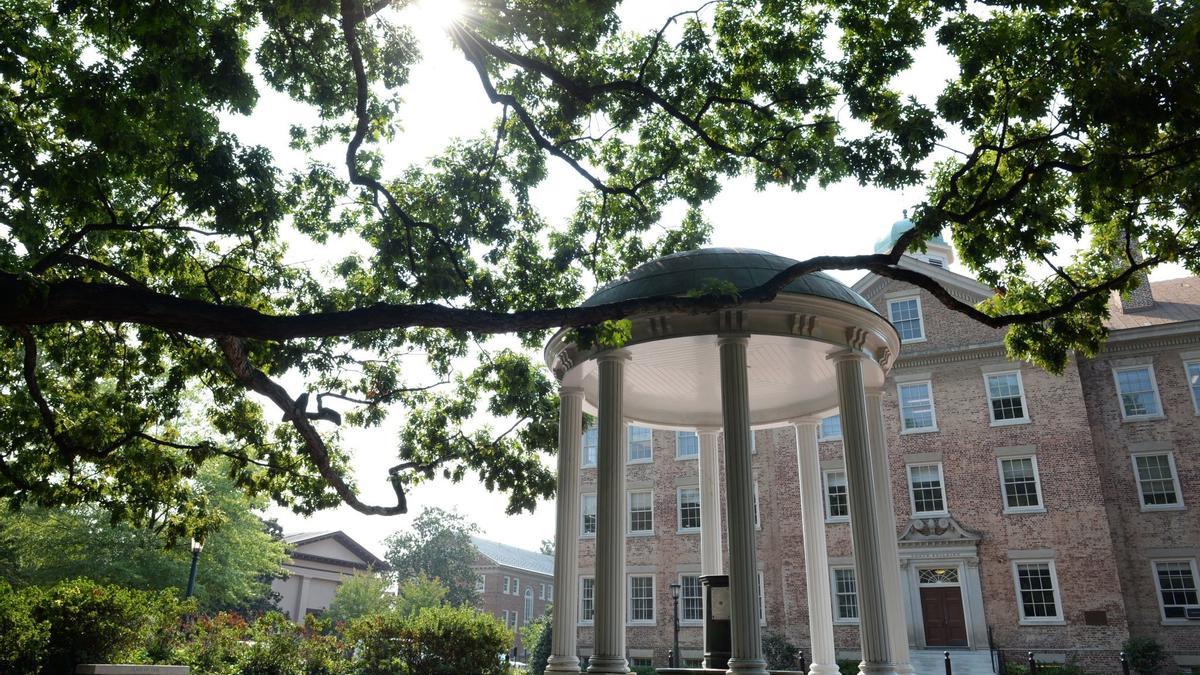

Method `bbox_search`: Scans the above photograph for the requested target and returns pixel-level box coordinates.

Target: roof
[872,217,949,254]
[581,247,878,314]
[282,530,388,571]
[471,536,554,577]
[1105,277,1200,330]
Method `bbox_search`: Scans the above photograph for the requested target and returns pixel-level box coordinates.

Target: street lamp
[669,582,682,668]
[185,539,203,598]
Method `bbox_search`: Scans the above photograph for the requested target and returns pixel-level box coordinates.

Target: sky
[231,0,1186,559]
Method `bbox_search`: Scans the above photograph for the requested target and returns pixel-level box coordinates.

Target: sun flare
[412,0,467,30]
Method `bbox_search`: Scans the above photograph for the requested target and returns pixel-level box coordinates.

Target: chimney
[1118,231,1155,312]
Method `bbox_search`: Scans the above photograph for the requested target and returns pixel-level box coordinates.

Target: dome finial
[902,208,908,219]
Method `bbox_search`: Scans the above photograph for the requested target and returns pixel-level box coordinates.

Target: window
[753,481,761,529]
[476,574,486,592]
[898,381,937,432]
[677,431,699,458]
[1132,453,1183,509]
[629,658,652,668]
[579,577,595,624]
[511,611,519,628]
[1186,361,1200,414]
[512,578,519,595]
[502,609,509,625]
[833,567,859,622]
[818,415,842,440]
[927,256,945,268]
[824,470,849,521]
[503,576,511,594]
[629,575,655,623]
[998,456,1043,513]
[581,493,597,536]
[628,426,652,463]
[524,589,533,624]
[628,490,654,534]
[547,584,553,601]
[986,371,1029,424]
[908,463,947,515]
[757,571,766,626]
[539,583,546,600]
[1013,561,1062,622]
[888,297,925,342]
[1154,560,1199,620]
[582,426,598,467]
[680,575,703,623]
[1114,366,1162,419]
[677,487,701,532]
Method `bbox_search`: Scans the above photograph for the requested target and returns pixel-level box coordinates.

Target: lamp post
[669,582,682,668]
[185,539,203,598]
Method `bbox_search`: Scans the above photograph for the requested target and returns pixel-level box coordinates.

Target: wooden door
[920,586,968,647]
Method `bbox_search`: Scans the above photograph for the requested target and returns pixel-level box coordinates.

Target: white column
[718,336,769,675]
[792,419,839,675]
[832,352,897,675]
[588,352,629,674]
[698,428,724,576]
[866,388,912,675]
[547,387,585,674]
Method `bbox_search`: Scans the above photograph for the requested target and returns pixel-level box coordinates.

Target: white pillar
[792,419,840,675]
[698,428,724,576]
[547,387,584,674]
[832,352,897,675]
[865,388,913,675]
[718,336,768,675]
[588,352,629,674]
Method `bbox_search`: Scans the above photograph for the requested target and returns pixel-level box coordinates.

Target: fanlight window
[918,568,960,585]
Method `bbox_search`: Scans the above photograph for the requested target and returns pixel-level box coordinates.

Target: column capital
[864,385,886,399]
[788,416,822,428]
[695,426,722,436]
[559,385,585,398]
[595,349,632,364]
[716,334,751,347]
[827,348,869,364]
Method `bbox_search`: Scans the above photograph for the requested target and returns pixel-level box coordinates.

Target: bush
[1123,637,1168,675]
[324,574,396,625]
[173,612,251,675]
[838,660,859,675]
[348,604,511,675]
[630,667,656,675]
[0,581,49,675]
[523,608,552,675]
[762,631,799,669]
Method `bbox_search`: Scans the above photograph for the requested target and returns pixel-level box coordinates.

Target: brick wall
[473,556,554,658]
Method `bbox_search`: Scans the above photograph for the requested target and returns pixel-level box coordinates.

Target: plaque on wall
[710,586,731,620]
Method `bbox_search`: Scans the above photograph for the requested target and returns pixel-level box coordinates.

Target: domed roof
[873,215,948,254]
[581,248,878,313]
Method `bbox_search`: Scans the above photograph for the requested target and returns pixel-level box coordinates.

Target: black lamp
[669,582,682,667]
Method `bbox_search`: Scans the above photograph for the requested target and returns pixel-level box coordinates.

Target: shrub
[523,609,552,675]
[0,581,49,675]
[630,667,656,675]
[348,604,511,675]
[1123,637,1168,675]
[173,612,251,675]
[324,574,396,625]
[762,631,799,669]
[239,611,305,675]
[838,660,859,675]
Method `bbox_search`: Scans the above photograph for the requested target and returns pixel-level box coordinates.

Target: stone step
[909,649,997,675]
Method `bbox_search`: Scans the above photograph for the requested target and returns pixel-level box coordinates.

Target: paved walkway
[909,649,996,675]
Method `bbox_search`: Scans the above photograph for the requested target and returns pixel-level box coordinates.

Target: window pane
[678,488,701,530]
[1156,562,1199,619]
[834,568,858,620]
[630,576,654,621]
[681,575,704,621]
[582,427,598,466]
[580,578,594,622]
[899,382,935,430]
[1001,457,1041,509]
[819,415,842,439]
[1135,454,1179,506]
[909,464,945,514]
[629,426,652,461]
[1188,363,1200,414]
[825,471,848,518]
[630,491,653,532]
[1016,563,1059,618]
[1116,367,1161,417]
[581,494,597,535]
[889,298,924,341]
[988,373,1026,421]
[677,431,699,457]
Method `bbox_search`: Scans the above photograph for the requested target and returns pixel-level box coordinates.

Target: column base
[545,655,582,674]
[725,656,769,675]
[586,655,629,674]
[858,662,899,675]
[892,663,914,675]
[807,664,842,675]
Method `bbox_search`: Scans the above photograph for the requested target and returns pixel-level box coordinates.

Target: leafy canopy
[1,0,1198,529]
[383,507,480,607]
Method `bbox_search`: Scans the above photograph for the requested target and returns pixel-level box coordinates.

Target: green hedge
[348,604,511,675]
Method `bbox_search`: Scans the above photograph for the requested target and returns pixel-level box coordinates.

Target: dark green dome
[581,248,878,314]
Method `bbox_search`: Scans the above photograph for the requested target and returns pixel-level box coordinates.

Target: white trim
[580,493,597,538]
[627,573,656,625]
[503,576,511,594]
[626,425,653,464]
[578,575,595,626]
[983,370,1031,426]
[678,572,704,625]
[907,462,949,517]
[676,486,701,533]
[887,295,927,344]
[996,455,1045,514]
[1112,364,1166,421]
[675,430,699,460]
[1131,451,1186,511]
[1011,559,1065,625]
[831,565,860,624]
[1184,359,1200,416]
[757,570,767,626]
[627,489,655,535]
[823,468,849,523]
[897,380,938,434]
[753,481,762,530]
[1151,558,1200,625]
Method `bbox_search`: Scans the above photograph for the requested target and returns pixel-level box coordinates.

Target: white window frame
[547,584,553,601]
[540,583,546,600]
[580,493,597,538]
[823,469,849,523]
[677,486,701,533]
[984,370,1031,426]
[476,573,486,592]
[678,573,704,625]
[676,430,699,459]
[627,489,655,535]
[757,570,767,626]
[1112,364,1165,421]
[1011,559,1065,625]
[502,609,509,625]
[897,380,938,433]
[627,425,653,464]
[512,578,519,595]
[581,426,598,468]
[524,588,533,624]
[627,574,656,625]
[831,566,859,624]
[996,455,1045,514]
[1151,558,1200,624]
[1185,359,1200,415]
[578,576,595,625]
[907,462,949,517]
[887,295,927,343]
[503,576,511,594]
[1131,451,1185,511]
[818,414,842,441]
[753,481,761,530]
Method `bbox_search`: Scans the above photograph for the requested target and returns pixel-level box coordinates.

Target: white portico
[542,249,908,675]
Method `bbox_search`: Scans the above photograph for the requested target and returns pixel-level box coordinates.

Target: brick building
[567,225,1199,671]
[472,536,555,659]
